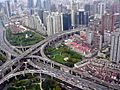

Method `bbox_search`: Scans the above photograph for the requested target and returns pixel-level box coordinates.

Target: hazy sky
[0,0,37,3]
[0,0,5,2]
[0,0,38,5]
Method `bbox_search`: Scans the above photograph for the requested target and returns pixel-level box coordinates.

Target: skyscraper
[61,13,71,31]
[46,15,53,36]
[52,12,62,34]
[43,11,50,27]
[43,0,51,12]
[38,9,44,23]
[110,28,120,63]
[98,2,106,18]
[5,0,11,18]
[36,0,42,10]
[28,0,34,15]
[14,0,17,8]
[71,10,75,28]
[46,12,62,36]
[117,1,120,33]
[86,30,94,45]
[77,9,89,27]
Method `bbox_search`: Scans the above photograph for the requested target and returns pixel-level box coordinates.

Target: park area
[45,44,83,67]
[7,74,41,90]
[0,54,6,64]
[6,29,44,46]
[42,77,65,90]
[7,74,64,90]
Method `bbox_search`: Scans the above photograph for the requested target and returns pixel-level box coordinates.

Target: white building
[110,28,120,63]
[71,10,76,28]
[86,30,94,45]
[97,2,106,18]
[46,12,62,36]
[43,11,50,27]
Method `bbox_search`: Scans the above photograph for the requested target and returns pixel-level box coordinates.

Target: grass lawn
[45,45,83,67]
[53,54,66,64]
[6,29,44,46]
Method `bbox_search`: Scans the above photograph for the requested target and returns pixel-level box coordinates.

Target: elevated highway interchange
[0,27,120,90]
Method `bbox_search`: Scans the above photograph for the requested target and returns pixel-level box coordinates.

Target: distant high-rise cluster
[36,0,42,10]
[28,0,34,15]
[5,0,11,17]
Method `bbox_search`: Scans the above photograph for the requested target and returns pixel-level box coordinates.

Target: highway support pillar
[39,72,42,82]
[15,76,17,80]
[1,73,4,77]
[10,67,13,71]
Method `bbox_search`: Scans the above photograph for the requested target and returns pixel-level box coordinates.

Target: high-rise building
[52,12,62,34]
[37,9,44,23]
[51,4,57,12]
[99,34,103,50]
[57,4,63,13]
[61,13,71,31]
[71,10,76,28]
[43,11,50,27]
[46,12,62,36]
[43,0,51,12]
[14,0,17,9]
[84,4,94,15]
[71,0,77,11]
[118,0,120,28]
[100,13,118,33]
[119,0,120,13]
[5,0,11,18]
[97,2,106,18]
[77,9,89,27]
[22,15,46,35]
[70,0,77,28]
[46,15,53,36]
[36,0,42,10]
[110,28,120,63]
[28,0,34,15]
[86,30,94,45]
[84,4,91,14]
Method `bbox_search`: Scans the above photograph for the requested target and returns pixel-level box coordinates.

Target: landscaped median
[6,28,44,46]
[45,44,83,67]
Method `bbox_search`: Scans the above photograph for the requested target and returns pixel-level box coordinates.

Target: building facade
[5,0,11,18]
[61,13,71,31]
[47,12,62,36]
[77,9,89,27]
[36,0,42,10]
[110,28,120,63]
[28,0,34,15]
